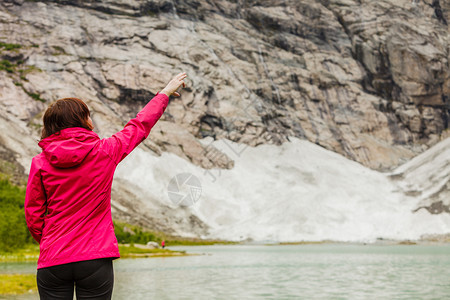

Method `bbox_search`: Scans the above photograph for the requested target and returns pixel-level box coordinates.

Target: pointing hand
[161,72,187,97]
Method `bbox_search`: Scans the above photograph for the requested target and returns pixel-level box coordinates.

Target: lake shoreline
[3,237,450,263]
[2,243,450,297]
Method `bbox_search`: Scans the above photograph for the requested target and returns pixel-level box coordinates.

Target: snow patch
[115,137,450,242]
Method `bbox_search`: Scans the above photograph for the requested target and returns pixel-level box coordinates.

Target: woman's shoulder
[31,152,46,167]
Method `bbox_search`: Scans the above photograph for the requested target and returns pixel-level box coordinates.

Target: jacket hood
[38,127,100,168]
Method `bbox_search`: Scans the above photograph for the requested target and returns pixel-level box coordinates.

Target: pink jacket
[25,93,169,269]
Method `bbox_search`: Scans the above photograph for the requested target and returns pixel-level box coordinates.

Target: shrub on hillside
[0,179,33,252]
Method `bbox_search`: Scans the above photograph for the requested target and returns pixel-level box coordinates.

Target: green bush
[113,221,159,244]
[0,179,33,252]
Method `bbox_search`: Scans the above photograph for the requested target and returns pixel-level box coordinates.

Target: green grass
[0,59,37,75]
[0,44,42,79]
[0,243,189,263]
[0,42,22,51]
[0,244,39,262]
[24,91,45,102]
[118,244,188,258]
[0,43,45,104]
[166,238,238,246]
[0,274,37,295]
[0,60,14,73]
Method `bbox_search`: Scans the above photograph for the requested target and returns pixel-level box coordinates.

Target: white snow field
[115,137,450,243]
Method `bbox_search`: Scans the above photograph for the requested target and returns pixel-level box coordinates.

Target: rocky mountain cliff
[0,0,449,239]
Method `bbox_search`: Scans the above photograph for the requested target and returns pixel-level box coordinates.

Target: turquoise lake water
[2,244,450,299]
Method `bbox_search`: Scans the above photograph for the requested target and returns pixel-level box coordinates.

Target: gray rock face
[1,0,448,171]
[0,0,449,234]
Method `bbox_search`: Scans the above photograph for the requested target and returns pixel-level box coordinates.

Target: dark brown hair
[41,98,93,140]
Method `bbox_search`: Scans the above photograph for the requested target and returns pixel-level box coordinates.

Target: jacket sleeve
[102,92,169,164]
[24,158,47,243]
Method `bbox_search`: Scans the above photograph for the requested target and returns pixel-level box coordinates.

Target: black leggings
[37,258,114,300]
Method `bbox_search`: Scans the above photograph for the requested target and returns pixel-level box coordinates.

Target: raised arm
[102,72,187,164]
[25,158,47,243]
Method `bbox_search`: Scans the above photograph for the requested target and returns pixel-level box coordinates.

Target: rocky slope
[0,0,449,238]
